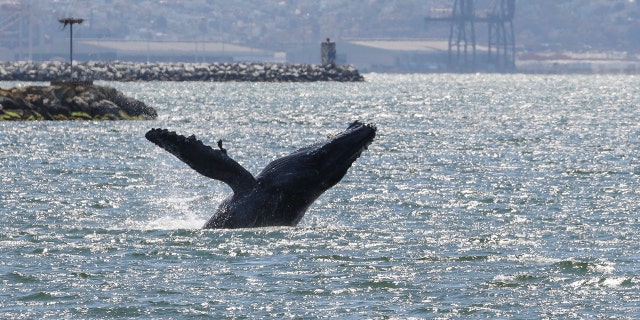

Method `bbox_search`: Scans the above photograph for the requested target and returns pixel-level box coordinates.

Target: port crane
[426,0,516,72]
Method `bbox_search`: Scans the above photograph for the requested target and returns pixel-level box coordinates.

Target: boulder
[0,81,156,121]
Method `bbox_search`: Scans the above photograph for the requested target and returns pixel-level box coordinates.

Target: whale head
[313,120,377,186]
[256,121,376,195]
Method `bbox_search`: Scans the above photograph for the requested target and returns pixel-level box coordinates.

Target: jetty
[0,61,364,82]
[0,80,156,121]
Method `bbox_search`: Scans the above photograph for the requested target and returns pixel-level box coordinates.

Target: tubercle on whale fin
[149,128,217,151]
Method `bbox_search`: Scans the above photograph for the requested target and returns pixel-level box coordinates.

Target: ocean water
[1,74,639,319]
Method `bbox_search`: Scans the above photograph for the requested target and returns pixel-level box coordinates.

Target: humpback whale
[145,121,376,229]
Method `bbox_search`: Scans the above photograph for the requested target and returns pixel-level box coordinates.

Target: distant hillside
[5,0,640,56]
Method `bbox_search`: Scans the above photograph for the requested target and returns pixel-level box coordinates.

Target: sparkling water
[1,74,639,318]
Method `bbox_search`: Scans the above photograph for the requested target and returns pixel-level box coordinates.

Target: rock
[0,95,20,109]
[89,100,120,118]
[0,61,364,82]
[0,81,156,121]
[70,96,90,111]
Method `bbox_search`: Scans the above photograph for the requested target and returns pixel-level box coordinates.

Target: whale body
[145,121,376,229]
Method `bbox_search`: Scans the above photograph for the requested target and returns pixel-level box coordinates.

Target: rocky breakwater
[0,61,364,82]
[0,81,157,120]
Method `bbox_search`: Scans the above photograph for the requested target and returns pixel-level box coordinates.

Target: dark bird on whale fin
[217,139,226,153]
[145,121,377,229]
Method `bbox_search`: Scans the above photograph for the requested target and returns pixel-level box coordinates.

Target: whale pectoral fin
[145,128,256,194]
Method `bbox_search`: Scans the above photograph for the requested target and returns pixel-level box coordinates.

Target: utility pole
[58,18,84,79]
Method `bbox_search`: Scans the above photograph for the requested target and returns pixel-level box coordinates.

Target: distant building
[287,39,491,73]
[343,40,452,72]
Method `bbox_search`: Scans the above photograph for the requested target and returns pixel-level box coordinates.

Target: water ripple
[2,75,640,318]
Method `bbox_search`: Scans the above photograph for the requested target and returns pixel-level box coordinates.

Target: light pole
[58,17,84,79]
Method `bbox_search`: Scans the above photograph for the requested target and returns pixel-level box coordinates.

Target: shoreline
[0,61,364,82]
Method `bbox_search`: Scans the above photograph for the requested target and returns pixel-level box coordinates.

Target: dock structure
[487,0,516,71]
[426,0,516,72]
